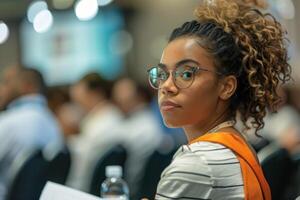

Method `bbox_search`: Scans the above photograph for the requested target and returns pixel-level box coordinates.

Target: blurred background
[0,0,204,84]
[0,0,299,84]
[0,0,299,200]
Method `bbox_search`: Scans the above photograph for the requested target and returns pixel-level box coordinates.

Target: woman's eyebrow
[158,59,200,69]
[175,59,200,67]
[158,63,167,68]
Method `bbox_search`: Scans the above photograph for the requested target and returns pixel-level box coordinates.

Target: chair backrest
[135,149,176,200]
[89,145,127,196]
[46,147,71,184]
[281,154,300,199]
[6,146,71,200]
[6,149,48,200]
[258,143,296,200]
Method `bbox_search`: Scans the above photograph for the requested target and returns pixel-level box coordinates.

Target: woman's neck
[183,109,232,143]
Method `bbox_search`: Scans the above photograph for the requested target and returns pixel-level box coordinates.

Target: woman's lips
[160,101,181,111]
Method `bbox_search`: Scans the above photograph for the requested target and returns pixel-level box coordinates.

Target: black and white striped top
[155,141,244,200]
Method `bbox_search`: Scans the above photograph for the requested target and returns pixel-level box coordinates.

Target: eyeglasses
[147,65,221,90]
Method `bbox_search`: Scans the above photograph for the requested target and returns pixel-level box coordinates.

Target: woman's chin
[163,119,183,128]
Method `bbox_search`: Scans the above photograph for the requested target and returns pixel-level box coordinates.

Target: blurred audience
[237,85,300,199]
[288,85,300,114]
[0,66,19,111]
[261,86,300,154]
[47,86,84,139]
[56,102,84,138]
[47,86,70,116]
[0,81,6,112]
[236,86,300,151]
[67,72,123,191]
[0,66,63,199]
[111,77,163,198]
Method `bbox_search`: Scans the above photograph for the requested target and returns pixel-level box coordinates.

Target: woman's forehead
[160,37,214,69]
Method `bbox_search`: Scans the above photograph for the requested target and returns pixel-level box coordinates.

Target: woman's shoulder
[156,145,214,200]
[160,141,238,183]
[188,141,238,161]
[189,140,230,151]
[156,142,244,199]
[166,142,240,176]
[187,142,242,177]
[164,143,217,177]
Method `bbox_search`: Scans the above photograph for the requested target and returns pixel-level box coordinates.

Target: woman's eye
[181,71,193,80]
[158,71,167,79]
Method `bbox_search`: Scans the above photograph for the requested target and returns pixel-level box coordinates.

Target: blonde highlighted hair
[169,0,291,135]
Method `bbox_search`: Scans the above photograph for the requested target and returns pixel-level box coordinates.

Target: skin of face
[158,37,228,137]
[70,81,91,112]
[0,67,20,108]
[0,83,4,108]
[112,78,137,114]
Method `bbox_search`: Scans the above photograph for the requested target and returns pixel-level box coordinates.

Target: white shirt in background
[0,94,63,200]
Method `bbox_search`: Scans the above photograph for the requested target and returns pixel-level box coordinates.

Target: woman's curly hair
[169,0,291,135]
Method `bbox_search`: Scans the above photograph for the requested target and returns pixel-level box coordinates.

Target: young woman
[147,0,291,199]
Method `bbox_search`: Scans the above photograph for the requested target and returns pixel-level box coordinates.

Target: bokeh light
[0,21,9,44]
[275,0,295,20]
[33,10,53,33]
[27,1,48,23]
[75,0,99,21]
[97,0,113,7]
[109,30,133,55]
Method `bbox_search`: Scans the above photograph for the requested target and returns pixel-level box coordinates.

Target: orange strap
[190,132,271,200]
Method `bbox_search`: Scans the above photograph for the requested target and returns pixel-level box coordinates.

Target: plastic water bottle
[101,165,129,200]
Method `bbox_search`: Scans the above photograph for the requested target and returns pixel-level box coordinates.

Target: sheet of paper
[40,181,102,200]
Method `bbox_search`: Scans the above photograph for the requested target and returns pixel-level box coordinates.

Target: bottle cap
[106,165,122,178]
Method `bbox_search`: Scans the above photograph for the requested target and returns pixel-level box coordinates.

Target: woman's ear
[218,75,237,100]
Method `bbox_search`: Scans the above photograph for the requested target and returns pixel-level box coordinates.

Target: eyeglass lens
[148,65,196,89]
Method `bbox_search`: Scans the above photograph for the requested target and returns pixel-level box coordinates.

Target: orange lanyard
[190,132,271,200]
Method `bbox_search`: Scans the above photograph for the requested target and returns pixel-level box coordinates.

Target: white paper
[40,181,102,200]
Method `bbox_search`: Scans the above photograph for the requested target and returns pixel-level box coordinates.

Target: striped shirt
[155,141,244,200]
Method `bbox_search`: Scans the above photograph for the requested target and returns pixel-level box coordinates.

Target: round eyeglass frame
[147,65,222,90]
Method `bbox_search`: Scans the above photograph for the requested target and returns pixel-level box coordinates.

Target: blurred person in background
[56,102,84,139]
[47,86,84,139]
[0,66,19,111]
[67,72,123,191]
[262,86,300,153]
[111,77,162,199]
[146,0,292,199]
[256,86,300,199]
[0,82,6,112]
[238,86,300,153]
[288,85,300,114]
[0,66,63,199]
[235,85,300,199]
[47,86,70,116]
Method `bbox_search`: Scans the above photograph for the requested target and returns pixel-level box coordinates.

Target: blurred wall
[0,21,20,70]
[126,0,200,83]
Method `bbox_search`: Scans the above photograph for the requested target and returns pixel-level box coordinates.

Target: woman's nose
[160,74,178,95]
